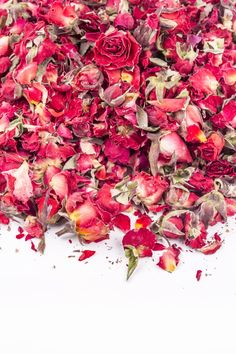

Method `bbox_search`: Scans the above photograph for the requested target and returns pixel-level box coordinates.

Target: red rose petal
[112,214,131,232]
[196,270,202,282]
[79,250,96,262]
[30,241,37,252]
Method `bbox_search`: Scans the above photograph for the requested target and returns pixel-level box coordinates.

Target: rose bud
[80,11,108,42]
[159,132,193,163]
[133,171,168,211]
[96,183,128,221]
[165,187,198,208]
[157,245,180,273]
[114,13,134,30]
[67,198,109,242]
[205,160,234,178]
[24,216,44,238]
[123,228,157,257]
[188,170,214,194]
[37,195,61,224]
[146,106,168,128]
[102,84,127,107]
[176,104,203,127]
[74,64,103,91]
[184,212,207,249]
[104,139,130,164]
[46,1,77,27]
[195,190,227,227]
[123,228,157,279]
[161,216,184,239]
[133,13,159,48]
[198,132,224,162]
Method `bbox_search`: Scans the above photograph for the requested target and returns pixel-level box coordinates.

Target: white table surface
[0,216,235,354]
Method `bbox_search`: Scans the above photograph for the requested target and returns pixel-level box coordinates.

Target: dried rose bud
[74,65,103,91]
[133,172,168,211]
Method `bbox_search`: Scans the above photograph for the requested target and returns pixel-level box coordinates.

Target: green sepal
[125,247,139,281]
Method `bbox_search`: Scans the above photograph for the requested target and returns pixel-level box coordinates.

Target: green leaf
[36,58,52,82]
[63,156,77,170]
[148,138,160,176]
[203,38,224,54]
[136,106,148,129]
[126,252,139,281]
[149,57,168,67]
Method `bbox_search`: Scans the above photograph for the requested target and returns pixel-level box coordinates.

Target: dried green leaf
[63,156,77,170]
[148,138,160,176]
[125,248,139,281]
[162,220,185,237]
[149,57,168,67]
[136,106,148,129]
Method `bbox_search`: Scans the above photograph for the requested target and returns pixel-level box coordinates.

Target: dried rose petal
[196,270,202,282]
[0,0,234,280]
[112,214,131,232]
[157,246,180,273]
[79,250,96,261]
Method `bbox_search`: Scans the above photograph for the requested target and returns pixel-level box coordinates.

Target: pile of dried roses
[0,0,235,279]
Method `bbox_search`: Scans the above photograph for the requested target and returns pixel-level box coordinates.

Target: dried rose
[162,216,184,239]
[94,30,141,69]
[67,198,109,242]
[165,187,198,209]
[188,171,214,194]
[133,172,168,211]
[74,65,103,91]
[198,133,224,162]
[159,132,193,163]
[24,216,44,238]
[205,161,234,178]
[123,228,157,279]
[114,13,134,30]
[46,1,77,27]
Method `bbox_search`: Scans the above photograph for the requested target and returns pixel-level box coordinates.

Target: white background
[0,216,236,354]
